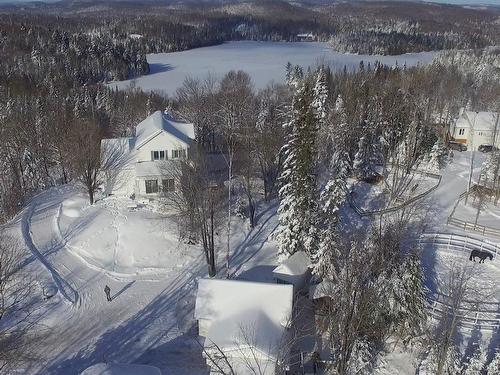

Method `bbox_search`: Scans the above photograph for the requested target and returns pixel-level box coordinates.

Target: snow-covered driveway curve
[12,186,212,374]
[22,196,79,305]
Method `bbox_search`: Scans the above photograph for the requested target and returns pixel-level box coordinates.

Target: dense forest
[0,0,499,221]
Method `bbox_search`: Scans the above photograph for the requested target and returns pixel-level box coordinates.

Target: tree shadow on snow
[148,63,175,74]
[229,202,279,277]
[42,261,207,375]
[111,281,136,301]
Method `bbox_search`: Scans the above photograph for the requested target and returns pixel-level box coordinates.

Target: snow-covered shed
[81,363,161,375]
[272,251,311,293]
[194,278,294,374]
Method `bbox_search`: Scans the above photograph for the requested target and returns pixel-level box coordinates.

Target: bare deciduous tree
[216,71,255,277]
[0,232,39,372]
[161,147,224,277]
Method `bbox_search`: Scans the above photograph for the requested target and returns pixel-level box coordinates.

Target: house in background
[272,251,311,294]
[101,110,195,197]
[194,278,294,375]
[451,109,500,151]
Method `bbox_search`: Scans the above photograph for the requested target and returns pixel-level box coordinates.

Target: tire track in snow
[22,202,79,305]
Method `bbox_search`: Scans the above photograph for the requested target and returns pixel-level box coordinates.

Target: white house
[194,278,294,375]
[101,110,195,197]
[272,251,311,294]
[451,109,500,151]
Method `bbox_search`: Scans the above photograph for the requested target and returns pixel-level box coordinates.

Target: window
[172,149,187,159]
[151,151,167,161]
[458,128,465,136]
[145,180,159,194]
[162,179,175,192]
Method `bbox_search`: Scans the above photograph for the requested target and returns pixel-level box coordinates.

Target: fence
[419,232,500,330]
[348,170,441,217]
[447,191,500,238]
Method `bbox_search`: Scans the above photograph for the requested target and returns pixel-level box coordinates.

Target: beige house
[101,110,195,197]
[452,109,500,151]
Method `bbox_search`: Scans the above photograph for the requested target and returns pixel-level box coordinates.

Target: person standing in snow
[104,285,111,302]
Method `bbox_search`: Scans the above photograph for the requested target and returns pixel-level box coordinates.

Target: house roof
[194,279,293,359]
[456,111,500,132]
[135,110,195,149]
[272,251,310,276]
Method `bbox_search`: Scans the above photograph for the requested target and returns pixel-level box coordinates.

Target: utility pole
[466,111,479,205]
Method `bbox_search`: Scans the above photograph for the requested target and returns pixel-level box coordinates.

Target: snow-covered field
[4,184,279,374]
[4,150,499,374]
[108,41,437,95]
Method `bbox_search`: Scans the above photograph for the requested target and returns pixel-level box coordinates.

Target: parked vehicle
[448,141,467,152]
[478,144,496,153]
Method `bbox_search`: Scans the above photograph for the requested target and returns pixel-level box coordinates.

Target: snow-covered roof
[456,110,499,132]
[195,279,293,359]
[309,280,335,300]
[135,161,164,178]
[272,251,310,276]
[81,363,161,375]
[135,110,195,149]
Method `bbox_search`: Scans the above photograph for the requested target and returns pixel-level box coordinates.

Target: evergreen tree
[419,346,461,375]
[462,346,487,375]
[486,350,500,375]
[425,139,449,172]
[313,151,350,277]
[275,78,319,261]
[388,251,427,344]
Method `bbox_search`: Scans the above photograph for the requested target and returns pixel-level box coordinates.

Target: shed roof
[195,278,293,360]
[273,251,310,276]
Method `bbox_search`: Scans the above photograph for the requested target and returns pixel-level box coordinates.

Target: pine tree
[487,350,500,375]
[462,346,487,375]
[425,139,449,173]
[353,134,371,179]
[389,251,427,344]
[275,78,319,262]
[313,151,349,277]
[419,346,461,375]
[312,67,328,123]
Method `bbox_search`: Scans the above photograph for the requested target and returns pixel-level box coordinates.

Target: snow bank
[81,363,161,375]
[57,195,198,278]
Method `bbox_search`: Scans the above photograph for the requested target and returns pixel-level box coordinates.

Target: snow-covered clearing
[108,41,437,95]
[350,168,440,214]
[5,184,279,374]
[4,149,499,374]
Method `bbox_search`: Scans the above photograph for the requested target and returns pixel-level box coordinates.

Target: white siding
[198,318,211,337]
[136,131,190,162]
[103,168,136,196]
